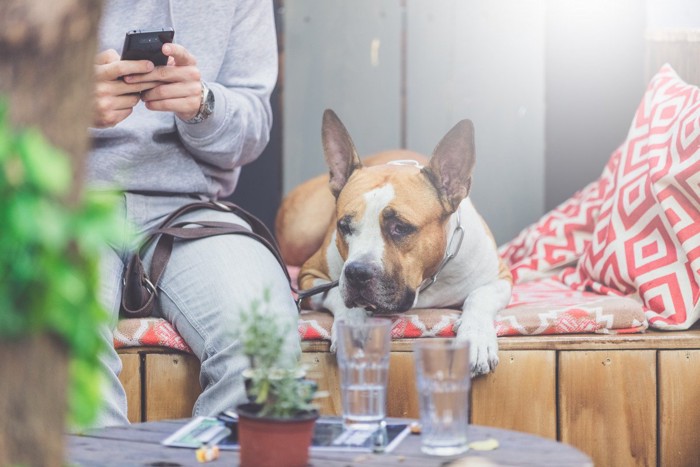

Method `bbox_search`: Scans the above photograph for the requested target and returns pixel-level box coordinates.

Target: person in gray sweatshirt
[89,0,300,427]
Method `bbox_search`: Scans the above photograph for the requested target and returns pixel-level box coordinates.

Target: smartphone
[121,28,175,66]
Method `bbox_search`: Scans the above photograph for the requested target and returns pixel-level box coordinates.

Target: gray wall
[281,0,698,245]
[283,0,403,186]
[545,0,646,213]
[406,0,545,247]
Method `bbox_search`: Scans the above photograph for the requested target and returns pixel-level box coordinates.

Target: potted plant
[0,103,126,465]
[236,289,321,467]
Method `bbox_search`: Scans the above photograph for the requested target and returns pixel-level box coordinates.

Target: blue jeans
[95,193,301,427]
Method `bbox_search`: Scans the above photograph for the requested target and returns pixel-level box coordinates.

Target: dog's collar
[415,210,464,298]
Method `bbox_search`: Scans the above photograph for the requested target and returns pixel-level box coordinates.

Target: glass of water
[335,318,392,430]
[413,338,471,456]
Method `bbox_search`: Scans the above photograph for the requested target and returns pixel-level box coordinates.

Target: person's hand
[92,49,161,128]
[126,43,203,121]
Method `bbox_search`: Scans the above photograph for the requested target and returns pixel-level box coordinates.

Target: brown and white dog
[276,109,512,376]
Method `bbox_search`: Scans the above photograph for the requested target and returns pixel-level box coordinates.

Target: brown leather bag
[120,200,292,318]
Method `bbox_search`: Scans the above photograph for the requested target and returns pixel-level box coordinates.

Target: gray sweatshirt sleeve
[175,0,277,171]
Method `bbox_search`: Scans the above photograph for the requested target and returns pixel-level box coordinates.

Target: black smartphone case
[121,28,175,66]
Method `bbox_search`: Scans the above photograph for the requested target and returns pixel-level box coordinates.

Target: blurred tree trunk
[0,1,102,466]
[0,336,70,466]
[0,0,102,203]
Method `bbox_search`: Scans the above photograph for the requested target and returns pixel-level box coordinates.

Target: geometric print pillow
[499,160,614,284]
[561,64,700,329]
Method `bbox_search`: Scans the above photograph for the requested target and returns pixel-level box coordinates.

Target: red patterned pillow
[562,64,700,329]
[499,157,615,283]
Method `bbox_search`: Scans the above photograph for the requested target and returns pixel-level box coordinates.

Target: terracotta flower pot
[236,403,319,467]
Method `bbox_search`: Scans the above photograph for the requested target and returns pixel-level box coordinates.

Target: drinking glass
[335,318,392,430]
[413,338,471,456]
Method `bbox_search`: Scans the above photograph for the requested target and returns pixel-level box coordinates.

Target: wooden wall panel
[300,352,342,416]
[301,351,421,418]
[659,350,700,467]
[559,350,656,467]
[118,353,142,423]
[471,350,556,439]
[144,353,201,421]
[387,352,420,419]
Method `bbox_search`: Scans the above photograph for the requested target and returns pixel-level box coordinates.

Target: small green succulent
[239,289,318,419]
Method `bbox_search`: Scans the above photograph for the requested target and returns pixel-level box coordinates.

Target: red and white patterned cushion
[561,64,700,329]
[114,317,192,353]
[114,278,647,351]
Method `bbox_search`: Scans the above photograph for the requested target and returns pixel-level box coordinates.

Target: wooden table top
[67,418,593,466]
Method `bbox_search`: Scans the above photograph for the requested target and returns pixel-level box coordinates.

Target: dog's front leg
[321,289,370,353]
[455,279,511,376]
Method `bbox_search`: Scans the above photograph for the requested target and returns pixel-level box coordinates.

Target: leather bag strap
[120,200,293,318]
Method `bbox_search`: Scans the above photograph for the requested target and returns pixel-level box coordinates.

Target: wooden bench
[117,329,700,466]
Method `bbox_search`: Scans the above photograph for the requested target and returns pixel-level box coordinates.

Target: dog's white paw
[329,320,339,353]
[455,317,499,377]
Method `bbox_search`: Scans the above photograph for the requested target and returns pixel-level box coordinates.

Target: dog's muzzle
[341,261,415,313]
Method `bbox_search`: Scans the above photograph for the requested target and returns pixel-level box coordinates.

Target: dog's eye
[388,220,416,240]
[337,216,354,237]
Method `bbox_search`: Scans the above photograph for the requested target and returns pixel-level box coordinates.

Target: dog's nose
[344,261,378,285]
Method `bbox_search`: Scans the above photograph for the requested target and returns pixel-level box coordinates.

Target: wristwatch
[184,81,215,124]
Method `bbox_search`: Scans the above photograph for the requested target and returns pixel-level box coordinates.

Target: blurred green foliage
[0,102,127,426]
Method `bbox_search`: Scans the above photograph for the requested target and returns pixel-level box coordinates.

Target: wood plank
[117,346,183,355]
[559,350,656,467]
[118,353,142,423]
[299,352,342,416]
[118,329,700,357]
[301,351,421,418]
[645,29,700,86]
[300,329,700,353]
[471,350,556,439]
[659,350,700,467]
[496,330,700,351]
[387,352,420,418]
[144,353,201,421]
[116,329,700,357]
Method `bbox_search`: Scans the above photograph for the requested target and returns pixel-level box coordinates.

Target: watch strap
[183,81,214,124]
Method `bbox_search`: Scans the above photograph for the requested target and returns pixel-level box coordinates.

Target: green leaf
[16,129,71,196]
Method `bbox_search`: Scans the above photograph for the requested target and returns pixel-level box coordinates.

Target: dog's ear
[322,109,363,198]
[422,119,476,213]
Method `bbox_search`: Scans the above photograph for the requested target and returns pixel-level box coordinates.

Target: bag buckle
[142,275,158,297]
